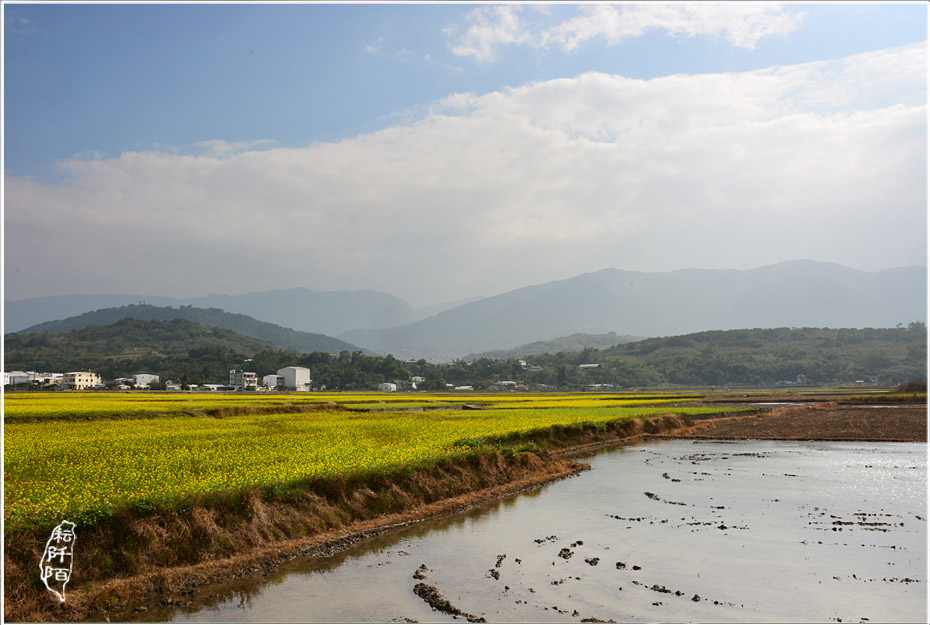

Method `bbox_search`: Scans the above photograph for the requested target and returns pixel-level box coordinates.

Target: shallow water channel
[159,440,926,623]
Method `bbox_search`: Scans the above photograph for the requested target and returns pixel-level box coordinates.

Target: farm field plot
[2,391,701,421]
[3,392,732,528]
[2,392,338,420]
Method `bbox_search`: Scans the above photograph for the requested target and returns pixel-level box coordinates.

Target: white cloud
[193,139,277,156]
[446,5,531,63]
[5,44,925,304]
[448,3,805,61]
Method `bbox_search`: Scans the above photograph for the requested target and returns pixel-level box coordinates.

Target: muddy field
[160,438,927,624]
[675,403,927,442]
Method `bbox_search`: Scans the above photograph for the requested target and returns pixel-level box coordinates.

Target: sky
[3,2,928,307]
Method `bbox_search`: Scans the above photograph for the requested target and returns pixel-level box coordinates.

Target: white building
[229,370,258,390]
[378,382,397,392]
[4,371,31,386]
[133,373,160,388]
[63,371,102,390]
[277,366,311,392]
[263,374,283,389]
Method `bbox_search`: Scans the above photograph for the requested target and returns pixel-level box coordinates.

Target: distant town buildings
[3,371,64,387]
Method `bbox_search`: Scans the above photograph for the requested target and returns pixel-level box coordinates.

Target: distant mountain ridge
[15,304,364,354]
[6,261,926,362]
[338,261,927,360]
[4,288,418,335]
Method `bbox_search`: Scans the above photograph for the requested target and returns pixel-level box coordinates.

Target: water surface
[162,440,926,623]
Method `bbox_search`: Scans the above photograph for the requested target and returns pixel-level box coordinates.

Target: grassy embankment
[3,391,734,621]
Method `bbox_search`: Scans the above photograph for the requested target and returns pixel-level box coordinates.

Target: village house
[133,373,160,388]
[229,370,258,390]
[62,371,102,390]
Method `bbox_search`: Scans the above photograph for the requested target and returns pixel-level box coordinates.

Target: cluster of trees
[5,320,926,390]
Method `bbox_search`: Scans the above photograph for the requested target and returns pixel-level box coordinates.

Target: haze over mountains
[340,261,927,360]
[5,290,428,336]
[7,261,926,361]
[16,305,363,355]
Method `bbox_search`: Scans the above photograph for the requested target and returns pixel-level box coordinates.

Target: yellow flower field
[3,392,733,526]
[3,391,700,420]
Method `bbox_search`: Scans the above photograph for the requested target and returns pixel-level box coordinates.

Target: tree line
[5,319,926,390]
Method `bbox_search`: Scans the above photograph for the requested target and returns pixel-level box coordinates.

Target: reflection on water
[160,441,926,624]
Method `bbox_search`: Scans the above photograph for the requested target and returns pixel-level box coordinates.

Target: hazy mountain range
[339,261,927,360]
[4,289,442,337]
[6,261,926,361]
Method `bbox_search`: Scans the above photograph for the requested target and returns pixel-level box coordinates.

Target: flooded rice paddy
[161,440,926,623]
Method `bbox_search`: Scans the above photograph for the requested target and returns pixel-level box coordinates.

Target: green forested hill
[466,332,641,360]
[4,318,282,381]
[519,325,927,387]
[17,304,362,354]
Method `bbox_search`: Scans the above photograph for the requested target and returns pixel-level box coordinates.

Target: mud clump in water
[412,583,485,623]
